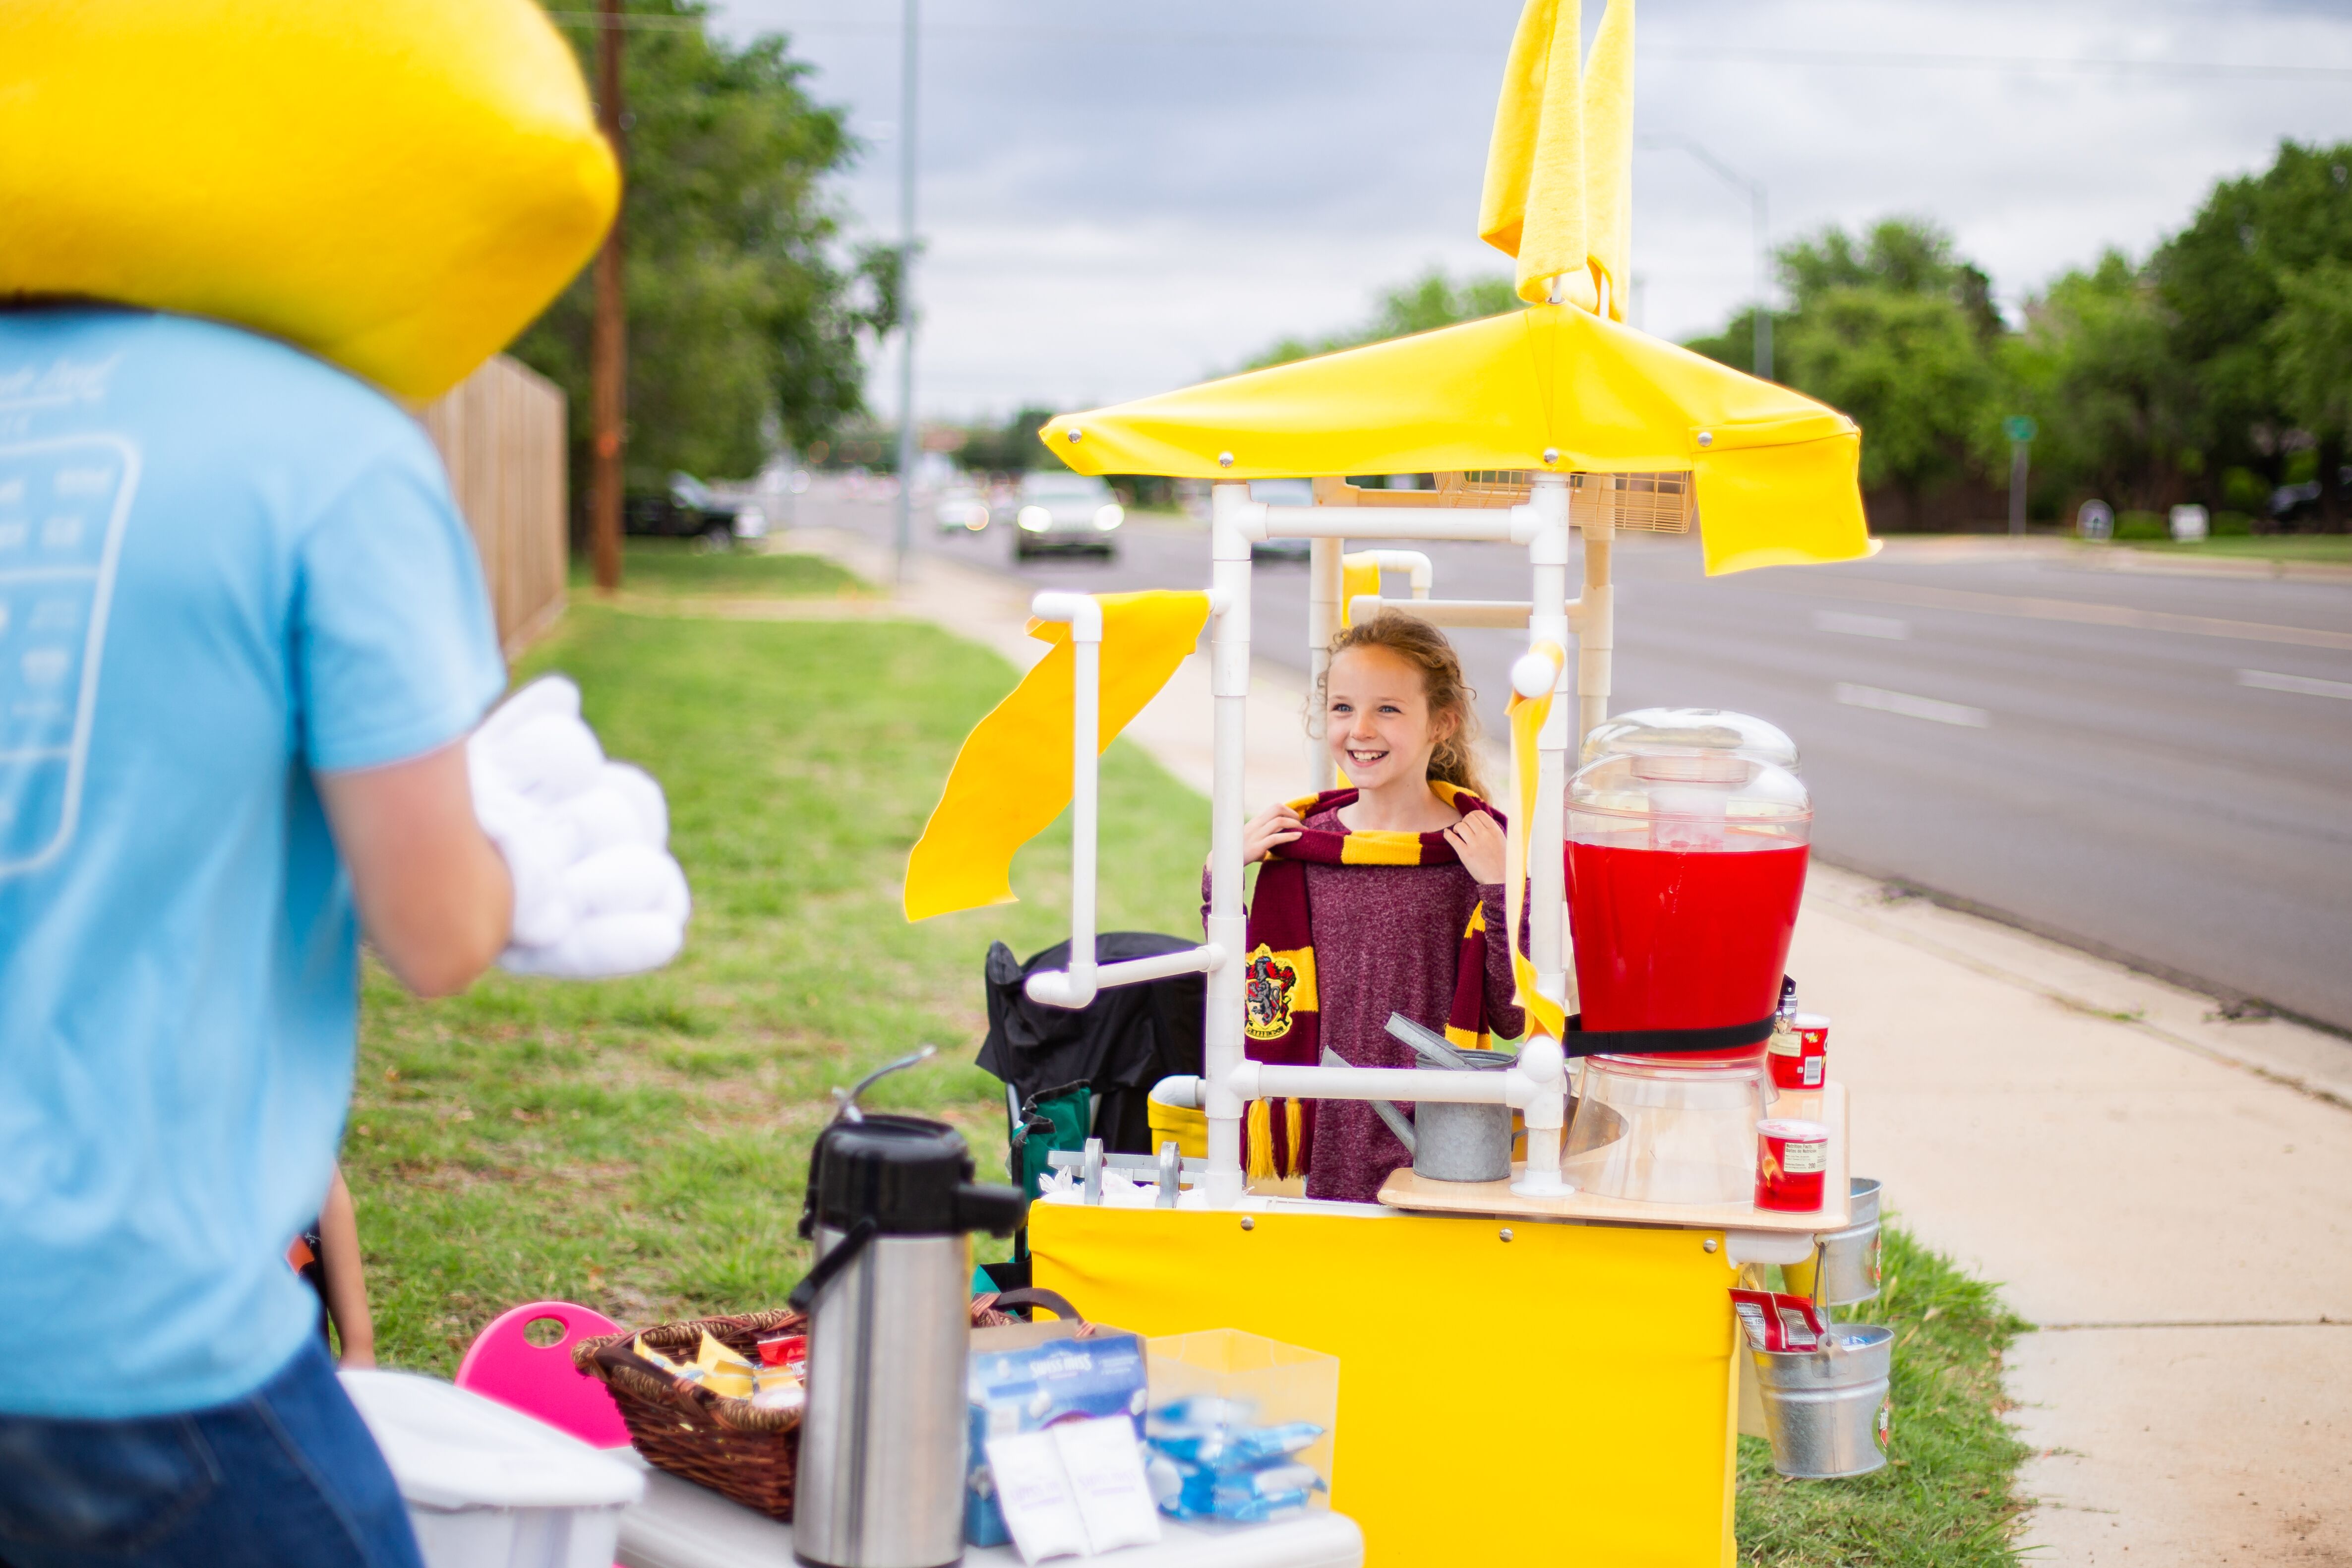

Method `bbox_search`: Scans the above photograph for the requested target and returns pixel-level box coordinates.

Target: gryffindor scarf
[1241,783,1507,1181]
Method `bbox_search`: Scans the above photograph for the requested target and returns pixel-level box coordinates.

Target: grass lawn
[568,536,877,598]
[352,567,1203,1368]
[354,549,2028,1565]
[2121,534,2352,566]
[1740,1229,2032,1566]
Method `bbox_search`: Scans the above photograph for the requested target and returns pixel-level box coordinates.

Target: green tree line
[1234,141,2352,534]
[514,1,900,513]
[1689,140,2352,532]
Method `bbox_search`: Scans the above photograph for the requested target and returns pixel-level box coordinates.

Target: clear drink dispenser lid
[1578,708,1800,772]
[1568,750,1810,834]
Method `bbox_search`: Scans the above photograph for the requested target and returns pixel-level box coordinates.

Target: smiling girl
[1224,611,1526,1203]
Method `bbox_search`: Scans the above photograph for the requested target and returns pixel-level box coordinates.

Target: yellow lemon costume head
[1,0,619,399]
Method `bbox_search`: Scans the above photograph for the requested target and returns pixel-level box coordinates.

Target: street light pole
[890,0,919,585]
[1637,136,1770,381]
[590,0,627,593]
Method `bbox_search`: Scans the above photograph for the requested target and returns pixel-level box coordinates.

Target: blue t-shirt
[0,310,507,1417]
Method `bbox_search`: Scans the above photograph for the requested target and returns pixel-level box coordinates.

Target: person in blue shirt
[0,302,693,1568]
[0,305,508,1564]
[0,7,692,1560]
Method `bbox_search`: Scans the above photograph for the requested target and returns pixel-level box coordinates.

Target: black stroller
[975,932,1205,1289]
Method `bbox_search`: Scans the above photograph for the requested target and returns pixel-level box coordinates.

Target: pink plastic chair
[455,1300,631,1448]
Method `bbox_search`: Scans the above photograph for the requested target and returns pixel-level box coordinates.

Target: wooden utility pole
[590,0,627,593]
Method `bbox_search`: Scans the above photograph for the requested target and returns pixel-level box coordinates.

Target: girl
[1230,611,1525,1203]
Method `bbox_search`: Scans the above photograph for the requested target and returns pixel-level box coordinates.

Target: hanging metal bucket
[1749,1325,1893,1478]
[1783,1177,1882,1306]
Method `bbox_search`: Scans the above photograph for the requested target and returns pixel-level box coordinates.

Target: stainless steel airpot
[791,1054,1027,1568]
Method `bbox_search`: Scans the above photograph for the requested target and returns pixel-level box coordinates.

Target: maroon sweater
[1207,803,1526,1204]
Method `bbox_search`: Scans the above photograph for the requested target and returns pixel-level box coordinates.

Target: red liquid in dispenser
[1566,840,1809,1066]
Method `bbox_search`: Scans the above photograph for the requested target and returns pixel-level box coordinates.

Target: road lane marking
[1834,682,1989,727]
[2239,668,2352,700]
[1812,609,1909,640]
[1792,577,2352,652]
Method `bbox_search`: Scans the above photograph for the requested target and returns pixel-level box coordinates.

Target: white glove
[468,675,691,977]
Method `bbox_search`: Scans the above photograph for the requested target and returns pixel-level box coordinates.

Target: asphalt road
[811,492,2352,1034]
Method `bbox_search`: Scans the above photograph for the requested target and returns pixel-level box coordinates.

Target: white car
[936,483,990,533]
[1012,470,1123,560]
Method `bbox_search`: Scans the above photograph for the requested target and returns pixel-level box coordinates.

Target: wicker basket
[575,1296,1027,1521]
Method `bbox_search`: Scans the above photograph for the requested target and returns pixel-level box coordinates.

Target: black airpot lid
[804,1113,1025,1237]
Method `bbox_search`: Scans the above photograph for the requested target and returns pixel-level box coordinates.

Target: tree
[2003,250,2196,513]
[513,1,900,503]
[2268,260,2352,528]
[2155,140,2352,527]
[1244,268,1524,370]
[1777,286,1998,516]
[1701,219,2004,523]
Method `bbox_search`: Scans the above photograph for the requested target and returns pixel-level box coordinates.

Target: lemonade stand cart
[906,3,1876,1562]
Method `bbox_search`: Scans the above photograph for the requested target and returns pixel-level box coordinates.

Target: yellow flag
[905,591,1212,922]
[1504,673,1569,1041]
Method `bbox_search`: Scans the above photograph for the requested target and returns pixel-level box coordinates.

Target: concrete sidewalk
[788,529,2352,1565]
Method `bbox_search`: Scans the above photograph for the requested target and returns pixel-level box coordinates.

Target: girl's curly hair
[1317,610,1486,798]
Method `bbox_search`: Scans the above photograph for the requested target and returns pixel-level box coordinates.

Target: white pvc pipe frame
[1020,475,1616,1204]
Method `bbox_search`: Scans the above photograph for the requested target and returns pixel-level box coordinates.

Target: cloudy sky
[704,0,2352,422]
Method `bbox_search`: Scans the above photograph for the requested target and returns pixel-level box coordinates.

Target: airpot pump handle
[786,1216,878,1313]
[955,1182,1029,1239]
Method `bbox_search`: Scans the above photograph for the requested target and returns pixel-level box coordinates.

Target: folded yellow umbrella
[1479,0,1636,314]
[905,591,1212,922]
[1036,0,1869,577]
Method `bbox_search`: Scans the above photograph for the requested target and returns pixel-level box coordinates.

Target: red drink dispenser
[1561,743,1813,1204]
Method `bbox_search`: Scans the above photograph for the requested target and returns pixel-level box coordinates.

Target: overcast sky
[704,0,2352,423]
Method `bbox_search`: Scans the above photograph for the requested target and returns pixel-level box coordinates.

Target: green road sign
[2004,415,2038,443]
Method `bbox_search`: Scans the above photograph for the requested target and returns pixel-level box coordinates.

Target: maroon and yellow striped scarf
[1241,782,1506,1181]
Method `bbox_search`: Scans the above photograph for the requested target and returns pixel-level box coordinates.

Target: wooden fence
[417,354,569,657]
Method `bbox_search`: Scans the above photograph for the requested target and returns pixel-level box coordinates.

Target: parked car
[1248,478,1314,562]
[1012,470,1123,560]
[2270,468,2352,528]
[936,482,990,533]
[625,472,755,544]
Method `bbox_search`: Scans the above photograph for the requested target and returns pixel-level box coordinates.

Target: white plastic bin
[341,1370,644,1568]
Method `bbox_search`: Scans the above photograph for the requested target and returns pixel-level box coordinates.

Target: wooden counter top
[1377,1083,1850,1233]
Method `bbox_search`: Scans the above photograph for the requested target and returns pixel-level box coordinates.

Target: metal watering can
[1332,1016,1520,1184]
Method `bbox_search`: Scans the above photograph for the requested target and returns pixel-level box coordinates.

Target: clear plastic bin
[1146,1330,1341,1507]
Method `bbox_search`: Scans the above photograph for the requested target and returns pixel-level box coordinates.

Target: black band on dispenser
[1561,1014,1781,1058]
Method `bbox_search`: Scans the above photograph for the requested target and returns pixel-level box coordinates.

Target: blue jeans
[0,1338,423,1568]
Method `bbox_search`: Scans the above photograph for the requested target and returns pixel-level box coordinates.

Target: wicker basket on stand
[574,1296,1026,1521]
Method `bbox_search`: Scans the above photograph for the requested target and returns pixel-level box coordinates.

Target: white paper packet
[1053,1414,1163,1553]
[984,1430,1090,1564]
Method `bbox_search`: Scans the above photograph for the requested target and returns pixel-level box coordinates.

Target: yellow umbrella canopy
[1038,0,1870,577]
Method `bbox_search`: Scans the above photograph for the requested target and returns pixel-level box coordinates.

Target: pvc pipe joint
[1028,591,1102,641]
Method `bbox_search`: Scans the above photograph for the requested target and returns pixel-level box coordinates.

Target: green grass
[357,547,2030,1564]
[352,586,1204,1371]
[1737,1226,2032,1566]
[2122,534,2352,565]
[569,539,873,598]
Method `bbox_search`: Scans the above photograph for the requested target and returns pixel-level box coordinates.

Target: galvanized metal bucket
[1750,1325,1893,1479]
[1784,1177,1883,1306]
